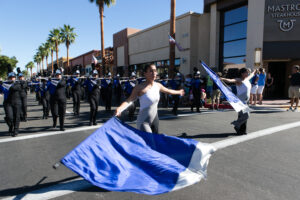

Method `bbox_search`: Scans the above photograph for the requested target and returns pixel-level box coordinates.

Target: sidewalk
[205,99,294,111]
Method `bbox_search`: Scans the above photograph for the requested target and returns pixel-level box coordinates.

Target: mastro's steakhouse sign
[266,2,300,32]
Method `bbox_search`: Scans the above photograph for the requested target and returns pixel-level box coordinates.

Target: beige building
[114,12,211,77]
[114,0,300,98]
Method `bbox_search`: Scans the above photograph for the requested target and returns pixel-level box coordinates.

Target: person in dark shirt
[68,70,82,116]
[288,65,300,112]
[0,71,22,136]
[191,71,203,112]
[18,73,28,121]
[40,78,50,119]
[48,69,67,131]
[84,70,101,126]
[169,73,182,115]
[123,72,137,120]
[101,72,113,112]
[113,74,122,106]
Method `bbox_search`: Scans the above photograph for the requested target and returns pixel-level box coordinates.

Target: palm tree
[169,0,176,78]
[89,0,116,74]
[38,45,46,71]
[48,28,62,67]
[33,53,42,73]
[60,24,77,68]
[43,42,51,71]
[25,61,35,77]
[47,39,56,73]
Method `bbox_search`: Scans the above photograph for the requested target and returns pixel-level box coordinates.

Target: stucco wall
[209,3,220,70]
[127,12,210,75]
[246,0,266,69]
[117,46,125,67]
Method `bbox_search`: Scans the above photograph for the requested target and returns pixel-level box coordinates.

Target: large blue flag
[61,117,215,195]
[201,61,250,113]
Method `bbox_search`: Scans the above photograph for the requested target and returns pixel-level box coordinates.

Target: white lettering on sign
[277,19,296,32]
[267,4,300,13]
[266,2,300,32]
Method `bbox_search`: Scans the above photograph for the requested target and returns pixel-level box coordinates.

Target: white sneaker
[293,108,299,112]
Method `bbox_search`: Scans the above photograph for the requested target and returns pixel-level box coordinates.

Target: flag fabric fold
[168,35,185,52]
[92,55,98,64]
[61,117,215,195]
[201,61,250,113]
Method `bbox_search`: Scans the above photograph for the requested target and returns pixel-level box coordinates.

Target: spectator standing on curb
[288,65,300,112]
[211,72,222,110]
[265,72,274,98]
[249,70,259,105]
[257,68,266,105]
[206,74,213,99]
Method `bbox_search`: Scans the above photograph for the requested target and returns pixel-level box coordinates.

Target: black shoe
[93,122,97,126]
[9,125,13,134]
[234,126,240,134]
[11,130,18,137]
[239,123,247,135]
[89,122,93,126]
[60,128,65,131]
[197,109,201,113]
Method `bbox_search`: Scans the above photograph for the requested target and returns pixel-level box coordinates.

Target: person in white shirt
[115,64,184,133]
[221,68,256,135]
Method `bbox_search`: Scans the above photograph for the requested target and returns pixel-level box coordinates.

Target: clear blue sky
[0,0,204,72]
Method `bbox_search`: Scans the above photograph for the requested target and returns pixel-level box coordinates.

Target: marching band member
[48,68,67,131]
[0,68,21,136]
[84,68,101,126]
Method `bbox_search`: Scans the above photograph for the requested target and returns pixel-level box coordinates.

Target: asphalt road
[0,94,299,200]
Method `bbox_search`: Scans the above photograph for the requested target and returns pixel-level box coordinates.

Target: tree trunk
[37,63,39,73]
[30,68,32,77]
[46,56,48,71]
[42,57,44,72]
[51,50,54,73]
[169,0,176,79]
[55,41,59,67]
[99,2,105,76]
[67,44,69,68]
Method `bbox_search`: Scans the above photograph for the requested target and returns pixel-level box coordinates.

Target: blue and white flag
[61,117,215,195]
[201,61,249,113]
[168,35,185,52]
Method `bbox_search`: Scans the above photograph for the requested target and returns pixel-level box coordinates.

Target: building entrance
[266,62,287,99]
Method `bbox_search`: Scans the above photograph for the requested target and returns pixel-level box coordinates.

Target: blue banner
[61,117,214,195]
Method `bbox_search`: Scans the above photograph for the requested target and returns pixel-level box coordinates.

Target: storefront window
[220,5,248,70]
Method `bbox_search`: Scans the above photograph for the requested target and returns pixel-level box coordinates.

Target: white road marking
[212,121,300,150]
[2,121,300,200]
[0,125,103,144]
[1,178,90,200]
[0,112,209,144]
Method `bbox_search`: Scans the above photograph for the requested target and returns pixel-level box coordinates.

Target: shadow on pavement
[178,132,236,139]
[0,176,80,197]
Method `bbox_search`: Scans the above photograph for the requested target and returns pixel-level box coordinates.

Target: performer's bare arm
[115,85,140,117]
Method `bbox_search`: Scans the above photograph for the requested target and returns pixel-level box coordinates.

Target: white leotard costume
[136,82,160,133]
